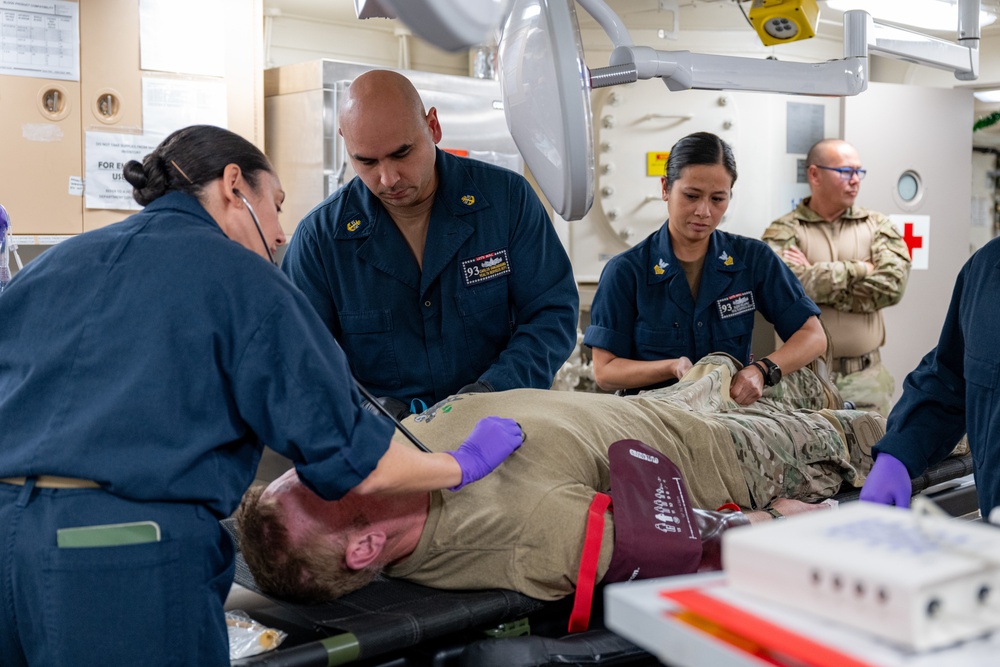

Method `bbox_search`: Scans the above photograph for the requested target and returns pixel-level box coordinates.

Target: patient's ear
[345,530,386,570]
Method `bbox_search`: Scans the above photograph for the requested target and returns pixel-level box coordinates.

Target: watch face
[761,359,780,386]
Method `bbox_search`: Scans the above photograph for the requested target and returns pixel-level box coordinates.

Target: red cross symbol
[902,222,923,259]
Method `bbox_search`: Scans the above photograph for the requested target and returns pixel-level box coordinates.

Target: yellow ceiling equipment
[748,0,820,46]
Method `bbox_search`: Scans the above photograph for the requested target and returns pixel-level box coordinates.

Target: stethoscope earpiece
[233,189,277,267]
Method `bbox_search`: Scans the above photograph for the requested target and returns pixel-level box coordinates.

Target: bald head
[338,70,443,212]
[340,70,427,127]
[806,139,855,169]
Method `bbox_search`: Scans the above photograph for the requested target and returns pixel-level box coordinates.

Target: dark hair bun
[122,160,148,189]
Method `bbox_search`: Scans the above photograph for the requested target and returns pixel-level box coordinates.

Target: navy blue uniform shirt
[282,149,579,408]
[875,236,1000,517]
[584,225,819,390]
[0,192,394,517]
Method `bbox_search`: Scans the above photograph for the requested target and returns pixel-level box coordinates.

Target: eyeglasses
[814,165,867,181]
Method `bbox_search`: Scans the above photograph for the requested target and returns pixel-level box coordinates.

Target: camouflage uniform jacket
[762,199,911,359]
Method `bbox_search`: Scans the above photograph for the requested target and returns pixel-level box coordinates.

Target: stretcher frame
[227,453,976,667]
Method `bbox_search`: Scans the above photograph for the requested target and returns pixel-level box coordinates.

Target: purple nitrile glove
[859,453,913,508]
[447,416,524,491]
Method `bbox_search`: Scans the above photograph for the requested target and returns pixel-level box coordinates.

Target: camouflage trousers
[832,361,895,417]
[641,354,876,508]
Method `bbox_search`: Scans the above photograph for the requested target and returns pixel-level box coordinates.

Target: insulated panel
[844,82,974,406]
[79,0,141,232]
[0,74,83,235]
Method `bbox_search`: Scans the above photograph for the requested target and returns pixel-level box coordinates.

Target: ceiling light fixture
[825,0,996,32]
[974,89,1000,103]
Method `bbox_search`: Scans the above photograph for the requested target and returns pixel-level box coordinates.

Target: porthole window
[898,171,920,201]
[893,170,924,210]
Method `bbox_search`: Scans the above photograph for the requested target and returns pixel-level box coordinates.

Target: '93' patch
[461,248,511,286]
[716,290,756,319]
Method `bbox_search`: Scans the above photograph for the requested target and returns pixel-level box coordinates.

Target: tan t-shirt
[385,389,748,600]
[793,214,883,356]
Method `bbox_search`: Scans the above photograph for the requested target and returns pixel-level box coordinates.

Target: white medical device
[723,502,1000,652]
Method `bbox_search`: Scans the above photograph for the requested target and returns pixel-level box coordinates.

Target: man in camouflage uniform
[238,354,883,602]
[762,139,911,416]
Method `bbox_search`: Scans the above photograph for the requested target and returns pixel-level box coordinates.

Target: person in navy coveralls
[282,70,579,419]
[584,132,825,405]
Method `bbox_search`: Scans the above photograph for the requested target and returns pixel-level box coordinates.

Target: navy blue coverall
[282,149,579,409]
[874,236,1000,518]
[0,193,394,666]
[584,225,819,391]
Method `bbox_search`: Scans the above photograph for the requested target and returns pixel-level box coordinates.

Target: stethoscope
[233,189,277,267]
[233,190,433,453]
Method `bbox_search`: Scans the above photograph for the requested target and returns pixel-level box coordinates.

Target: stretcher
[223,517,655,667]
[226,453,976,667]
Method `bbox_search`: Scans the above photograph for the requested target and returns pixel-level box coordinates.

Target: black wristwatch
[752,357,782,387]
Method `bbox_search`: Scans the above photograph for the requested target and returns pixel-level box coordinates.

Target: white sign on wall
[141,75,228,138]
[85,132,160,211]
[0,0,79,81]
[889,214,930,271]
[139,0,225,77]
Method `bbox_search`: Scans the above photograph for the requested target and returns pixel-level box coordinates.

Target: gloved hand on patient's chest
[859,452,912,508]
[447,416,524,491]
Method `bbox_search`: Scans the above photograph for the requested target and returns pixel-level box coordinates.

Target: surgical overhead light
[825,0,997,32]
[353,0,513,51]
[499,0,595,221]
[748,0,821,46]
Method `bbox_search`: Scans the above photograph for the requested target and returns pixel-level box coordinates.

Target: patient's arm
[746,497,835,524]
[698,498,835,571]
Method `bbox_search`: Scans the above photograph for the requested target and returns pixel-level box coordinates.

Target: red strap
[568,492,612,633]
[716,502,742,513]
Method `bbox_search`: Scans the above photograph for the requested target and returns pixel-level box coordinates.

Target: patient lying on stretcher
[238,354,883,604]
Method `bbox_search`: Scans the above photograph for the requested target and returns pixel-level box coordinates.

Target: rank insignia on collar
[718,251,734,266]
[653,258,668,275]
[346,219,361,233]
[461,195,475,206]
